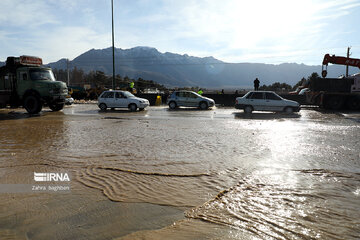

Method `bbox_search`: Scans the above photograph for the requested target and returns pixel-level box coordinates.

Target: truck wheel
[49,103,64,111]
[24,95,42,114]
[325,96,344,110]
[346,97,360,110]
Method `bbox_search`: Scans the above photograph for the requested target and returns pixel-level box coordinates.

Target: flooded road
[0,105,359,239]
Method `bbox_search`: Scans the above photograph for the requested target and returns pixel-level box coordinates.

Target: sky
[1,0,360,64]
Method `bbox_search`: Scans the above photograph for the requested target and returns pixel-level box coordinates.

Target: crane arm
[323,54,360,68]
[322,54,360,77]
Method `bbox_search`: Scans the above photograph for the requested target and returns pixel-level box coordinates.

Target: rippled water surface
[0,105,359,239]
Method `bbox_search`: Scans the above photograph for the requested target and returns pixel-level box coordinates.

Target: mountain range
[2,47,358,88]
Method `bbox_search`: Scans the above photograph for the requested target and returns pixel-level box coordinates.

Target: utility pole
[66,59,70,86]
[111,0,115,89]
[346,46,351,77]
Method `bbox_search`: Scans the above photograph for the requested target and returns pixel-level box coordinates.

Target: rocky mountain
[46,46,358,88]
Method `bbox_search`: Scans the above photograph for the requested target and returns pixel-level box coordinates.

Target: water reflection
[186,169,360,239]
[0,105,359,239]
[233,112,301,120]
[0,110,67,185]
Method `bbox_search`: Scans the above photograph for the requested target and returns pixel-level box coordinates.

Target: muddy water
[0,105,359,239]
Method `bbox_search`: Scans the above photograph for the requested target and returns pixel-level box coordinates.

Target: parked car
[289,86,303,95]
[65,95,74,105]
[298,88,310,95]
[289,85,311,95]
[166,91,215,110]
[235,91,300,113]
[98,90,149,111]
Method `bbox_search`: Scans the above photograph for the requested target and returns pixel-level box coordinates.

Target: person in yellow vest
[197,89,203,95]
[129,82,135,93]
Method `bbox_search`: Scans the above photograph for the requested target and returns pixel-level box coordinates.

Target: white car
[235,91,300,113]
[166,90,215,110]
[98,90,149,111]
[65,96,74,105]
[298,88,310,95]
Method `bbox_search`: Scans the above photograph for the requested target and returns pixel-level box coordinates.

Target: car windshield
[191,92,201,97]
[29,69,56,81]
[244,92,253,98]
[188,92,199,98]
[123,91,135,98]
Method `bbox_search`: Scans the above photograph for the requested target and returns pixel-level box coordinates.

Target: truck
[0,56,68,114]
[306,54,360,110]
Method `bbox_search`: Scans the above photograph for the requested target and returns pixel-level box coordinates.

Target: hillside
[35,47,360,87]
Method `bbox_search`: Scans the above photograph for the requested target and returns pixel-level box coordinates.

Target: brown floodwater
[0,105,359,239]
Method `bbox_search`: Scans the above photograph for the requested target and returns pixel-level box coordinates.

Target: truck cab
[0,56,68,114]
[349,73,360,93]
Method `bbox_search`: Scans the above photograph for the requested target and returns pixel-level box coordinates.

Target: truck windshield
[29,69,56,81]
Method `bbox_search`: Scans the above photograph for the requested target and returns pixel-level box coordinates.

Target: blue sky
[1,0,360,64]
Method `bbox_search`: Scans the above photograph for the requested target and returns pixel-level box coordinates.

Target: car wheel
[129,103,137,112]
[199,101,208,110]
[169,101,177,109]
[99,103,107,111]
[284,107,294,114]
[244,106,253,113]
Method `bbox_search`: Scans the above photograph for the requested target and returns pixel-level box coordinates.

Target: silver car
[167,91,215,110]
[98,90,149,111]
[235,91,300,113]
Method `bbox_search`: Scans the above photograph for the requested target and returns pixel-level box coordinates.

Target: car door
[101,92,115,107]
[249,92,265,110]
[114,92,127,108]
[264,92,283,111]
[176,92,187,106]
[187,92,200,107]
